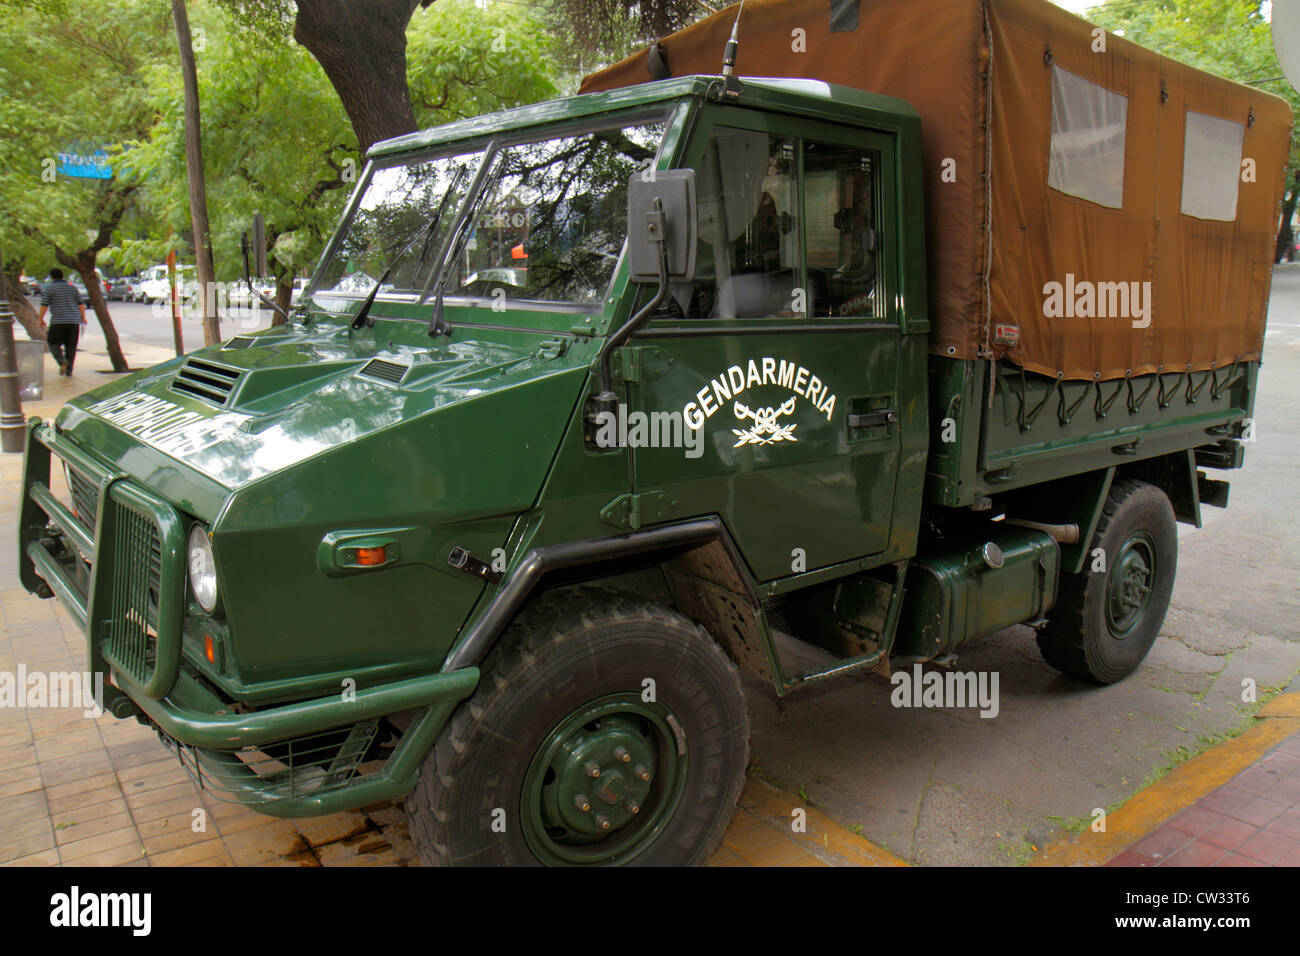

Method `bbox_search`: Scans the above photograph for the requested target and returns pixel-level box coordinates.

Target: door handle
[847,410,898,429]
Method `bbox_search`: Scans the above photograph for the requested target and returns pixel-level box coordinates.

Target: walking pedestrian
[36,268,87,376]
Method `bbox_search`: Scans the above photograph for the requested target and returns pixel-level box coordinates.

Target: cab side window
[803,141,882,318]
[694,127,801,319]
[642,126,883,321]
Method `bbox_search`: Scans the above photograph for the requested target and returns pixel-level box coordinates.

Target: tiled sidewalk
[1106,727,1300,867]
[0,343,900,868]
[0,578,892,867]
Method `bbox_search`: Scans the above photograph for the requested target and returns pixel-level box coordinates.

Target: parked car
[60,267,114,305]
[137,264,195,303]
[106,276,137,301]
[228,276,278,307]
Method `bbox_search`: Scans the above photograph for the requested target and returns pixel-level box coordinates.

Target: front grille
[172,358,241,405]
[101,498,163,687]
[156,720,383,805]
[66,468,100,533]
[358,358,408,385]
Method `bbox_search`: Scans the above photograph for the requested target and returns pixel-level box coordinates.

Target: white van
[137,264,195,303]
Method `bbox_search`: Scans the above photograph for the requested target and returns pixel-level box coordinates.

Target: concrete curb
[1029,692,1300,866]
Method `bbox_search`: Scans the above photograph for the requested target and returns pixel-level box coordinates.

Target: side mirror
[626,169,697,283]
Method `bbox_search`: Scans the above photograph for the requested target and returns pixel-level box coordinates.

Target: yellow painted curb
[1259,693,1300,718]
[1029,692,1300,866]
[743,776,909,867]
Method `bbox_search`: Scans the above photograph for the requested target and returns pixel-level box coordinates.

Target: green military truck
[18,0,1291,865]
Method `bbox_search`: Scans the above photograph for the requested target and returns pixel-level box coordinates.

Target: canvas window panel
[1181,110,1245,221]
[1048,66,1128,209]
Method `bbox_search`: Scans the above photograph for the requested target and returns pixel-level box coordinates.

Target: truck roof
[367,74,919,160]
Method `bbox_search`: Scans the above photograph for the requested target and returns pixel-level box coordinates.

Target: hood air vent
[358,358,409,385]
[172,358,241,406]
[223,336,257,349]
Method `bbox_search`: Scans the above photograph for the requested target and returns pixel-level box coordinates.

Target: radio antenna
[720,0,746,98]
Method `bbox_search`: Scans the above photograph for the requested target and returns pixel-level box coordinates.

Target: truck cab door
[623,116,903,583]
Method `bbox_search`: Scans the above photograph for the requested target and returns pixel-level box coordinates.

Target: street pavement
[15,295,275,357]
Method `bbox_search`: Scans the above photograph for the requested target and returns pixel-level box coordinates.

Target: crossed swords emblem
[732,397,799,447]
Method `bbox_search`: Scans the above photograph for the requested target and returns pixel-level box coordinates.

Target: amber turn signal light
[355,546,387,566]
[204,634,216,664]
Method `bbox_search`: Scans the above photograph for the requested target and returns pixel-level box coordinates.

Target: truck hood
[56,323,582,492]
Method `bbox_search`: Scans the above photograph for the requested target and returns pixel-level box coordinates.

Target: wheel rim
[1106,531,1157,639]
[520,693,688,866]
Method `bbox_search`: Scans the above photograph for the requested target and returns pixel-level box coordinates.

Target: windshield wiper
[350,165,468,331]
[425,153,502,338]
[425,214,474,339]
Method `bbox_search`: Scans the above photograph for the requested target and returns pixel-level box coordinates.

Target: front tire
[406,587,750,866]
[1036,479,1177,684]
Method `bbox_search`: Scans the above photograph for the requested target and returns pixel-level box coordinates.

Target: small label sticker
[994,323,1021,346]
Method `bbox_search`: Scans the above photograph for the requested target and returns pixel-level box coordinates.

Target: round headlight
[188,525,219,613]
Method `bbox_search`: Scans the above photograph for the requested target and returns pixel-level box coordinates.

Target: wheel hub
[1107,533,1156,638]
[542,715,656,838]
[520,694,688,865]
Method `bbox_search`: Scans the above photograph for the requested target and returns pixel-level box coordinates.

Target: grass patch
[993,837,1036,866]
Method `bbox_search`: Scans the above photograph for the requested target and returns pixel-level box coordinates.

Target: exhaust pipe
[1003,518,1080,544]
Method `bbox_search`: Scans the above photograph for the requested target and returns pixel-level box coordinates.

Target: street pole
[167,248,184,356]
[0,239,27,453]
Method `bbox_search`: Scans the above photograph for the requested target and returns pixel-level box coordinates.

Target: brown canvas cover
[581,0,1292,381]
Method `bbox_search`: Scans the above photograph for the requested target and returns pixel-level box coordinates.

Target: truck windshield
[437,119,666,310]
[314,148,483,298]
[311,114,668,314]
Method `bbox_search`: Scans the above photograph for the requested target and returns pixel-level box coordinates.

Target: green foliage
[1087,0,1300,170]
[4,0,565,295]
[0,0,173,273]
[211,0,295,40]
[127,0,561,286]
[542,0,733,77]
[130,1,357,282]
[406,1,561,125]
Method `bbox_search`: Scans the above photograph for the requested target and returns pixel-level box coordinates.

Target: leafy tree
[406,2,559,124]
[0,0,174,369]
[216,0,436,152]
[1086,0,1300,261]
[215,0,724,148]
[135,4,358,322]
[542,0,732,77]
[135,0,558,322]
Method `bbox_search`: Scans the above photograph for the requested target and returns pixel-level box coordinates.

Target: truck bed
[924,354,1253,518]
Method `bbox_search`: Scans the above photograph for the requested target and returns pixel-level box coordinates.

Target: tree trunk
[293,0,428,153]
[1276,174,1298,264]
[56,250,129,373]
[273,276,293,325]
[1,272,44,340]
[173,0,220,347]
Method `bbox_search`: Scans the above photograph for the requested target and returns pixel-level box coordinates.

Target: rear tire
[406,587,750,866]
[1036,479,1177,684]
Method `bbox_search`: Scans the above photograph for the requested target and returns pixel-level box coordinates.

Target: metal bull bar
[19,417,185,700]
